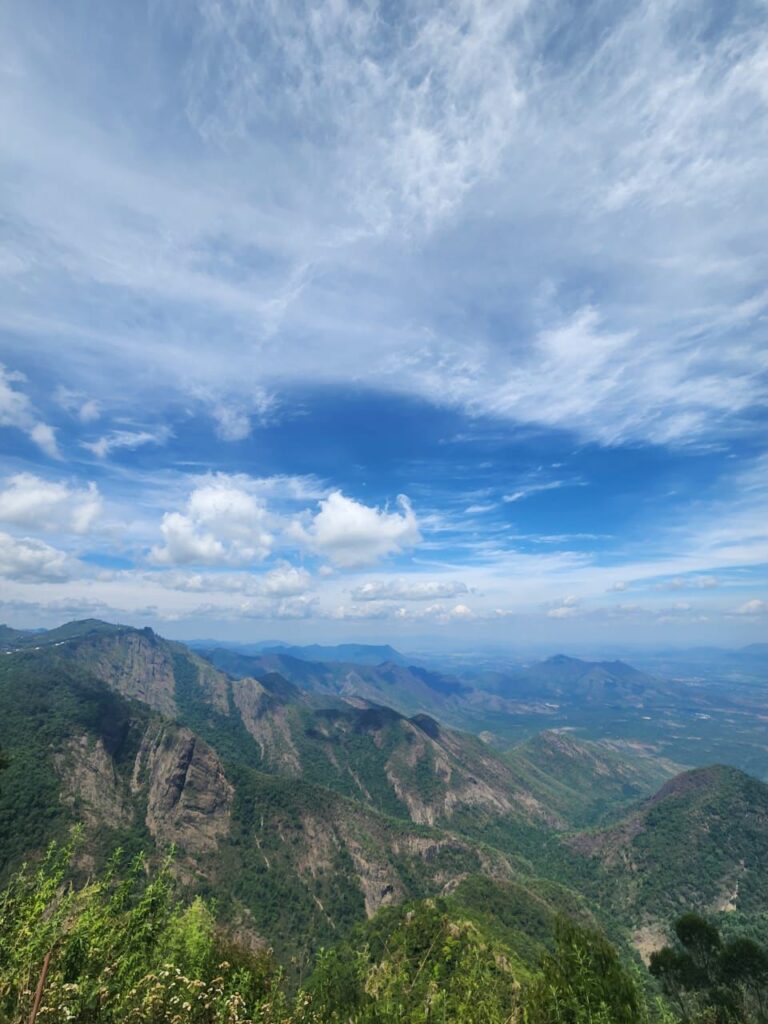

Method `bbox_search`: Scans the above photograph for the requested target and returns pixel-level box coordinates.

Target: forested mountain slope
[569,764,768,951]
[2,618,768,973]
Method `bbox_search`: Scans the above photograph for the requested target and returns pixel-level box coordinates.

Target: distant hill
[190,639,409,666]
[0,618,129,651]
[469,654,670,705]
[261,642,409,666]
[197,646,474,723]
[629,643,768,685]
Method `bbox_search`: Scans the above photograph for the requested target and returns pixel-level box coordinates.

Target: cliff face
[231,676,302,773]
[51,625,561,835]
[134,724,233,862]
[55,735,132,831]
[53,721,233,878]
[58,629,179,717]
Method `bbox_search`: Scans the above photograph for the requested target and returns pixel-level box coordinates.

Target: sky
[0,0,767,649]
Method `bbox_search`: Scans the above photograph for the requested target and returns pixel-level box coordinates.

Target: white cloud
[292,491,421,568]
[0,473,102,534]
[449,603,475,620]
[150,561,311,598]
[29,423,60,459]
[732,599,767,616]
[694,576,719,589]
[262,563,311,597]
[83,428,171,459]
[55,387,101,423]
[546,595,580,619]
[503,480,576,503]
[350,578,468,601]
[151,475,273,566]
[240,593,317,620]
[210,405,252,442]
[465,503,496,514]
[183,0,528,233]
[0,1,766,453]
[393,601,476,623]
[0,364,60,458]
[206,388,276,441]
[608,581,627,592]
[484,306,765,446]
[0,531,70,581]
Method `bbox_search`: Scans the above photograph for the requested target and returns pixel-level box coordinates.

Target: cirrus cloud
[0,365,59,459]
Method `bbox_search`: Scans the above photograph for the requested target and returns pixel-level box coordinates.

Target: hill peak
[648,763,750,804]
[544,654,581,666]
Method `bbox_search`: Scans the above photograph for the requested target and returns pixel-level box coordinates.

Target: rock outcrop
[134,724,233,864]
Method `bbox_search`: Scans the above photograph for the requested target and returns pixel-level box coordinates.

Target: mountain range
[1,618,767,971]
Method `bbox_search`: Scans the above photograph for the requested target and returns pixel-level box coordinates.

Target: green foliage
[650,913,768,1022]
[523,917,648,1024]
[0,842,673,1024]
[0,654,149,877]
[0,834,283,1024]
[308,898,520,1023]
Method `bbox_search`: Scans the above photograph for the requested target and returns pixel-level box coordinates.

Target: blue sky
[0,0,766,647]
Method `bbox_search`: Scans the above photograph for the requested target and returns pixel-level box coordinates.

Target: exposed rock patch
[64,631,177,716]
[55,734,132,829]
[232,677,301,773]
[135,724,233,865]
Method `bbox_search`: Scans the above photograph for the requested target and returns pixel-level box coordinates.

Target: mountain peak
[545,654,580,665]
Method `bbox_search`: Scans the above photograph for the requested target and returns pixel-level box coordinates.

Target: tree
[524,917,648,1024]
[650,913,768,1024]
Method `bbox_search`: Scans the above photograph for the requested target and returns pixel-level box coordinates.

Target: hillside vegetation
[0,838,671,1024]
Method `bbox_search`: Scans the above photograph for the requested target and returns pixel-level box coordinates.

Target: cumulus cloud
[262,563,312,597]
[732,599,767,616]
[449,603,475,620]
[0,531,70,581]
[546,595,580,619]
[241,593,317,619]
[292,491,420,568]
[350,578,468,601]
[394,601,476,623]
[0,473,101,534]
[83,428,171,459]
[0,365,60,458]
[151,476,273,566]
